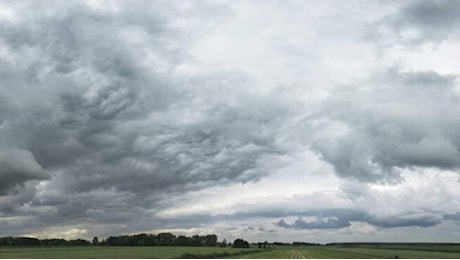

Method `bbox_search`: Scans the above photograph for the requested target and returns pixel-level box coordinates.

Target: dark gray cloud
[274,210,359,230]
[275,219,290,228]
[274,209,442,230]
[0,0,296,236]
[444,212,460,225]
[0,149,49,195]
[152,207,443,232]
[368,0,460,45]
[1,0,459,242]
[370,214,442,228]
[276,217,352,230]
[306,69,460,182]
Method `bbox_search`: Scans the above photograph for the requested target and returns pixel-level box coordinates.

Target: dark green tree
[220,238,227,247]
[92,237,99,246]
[204,234,218,247]
[175,235,190,246]
[156,233,176,246]
[190,235,202,246]
[232,238,250,248]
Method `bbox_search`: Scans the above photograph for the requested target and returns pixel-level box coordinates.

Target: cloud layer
[1,0,460,243]
[308,69,460,182]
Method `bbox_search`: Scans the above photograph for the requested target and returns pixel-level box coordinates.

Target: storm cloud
[306,69,460,182]
[1,0,460,243]
[274,209,442,230]
[370,0,460,45]
[0,0,295,234]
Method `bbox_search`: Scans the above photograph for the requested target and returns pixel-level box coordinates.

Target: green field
[232,245,460,259]
[2,245,460,258]
[0,246,259,259]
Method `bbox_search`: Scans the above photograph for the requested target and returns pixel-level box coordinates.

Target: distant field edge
[0,246,263,259]
[177,249,266,259]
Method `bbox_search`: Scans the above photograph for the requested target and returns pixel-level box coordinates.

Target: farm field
[231,245,460,259]
[0,246,259,259]
[230,247,373,259]
[2,245,460,258]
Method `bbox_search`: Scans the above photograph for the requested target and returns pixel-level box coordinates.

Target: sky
[1,0,460,244]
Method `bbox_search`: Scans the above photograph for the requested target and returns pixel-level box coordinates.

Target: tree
[204,234,217,247]
[69,239,91,246]
[156,233,176,246]
[190,235,202,246]
[232,238,250,248]
[175,235,190,246]
[92,237,99,246]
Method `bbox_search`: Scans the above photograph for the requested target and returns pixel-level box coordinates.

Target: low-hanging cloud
[276,217,352,230]
[0,149,49,195]
[306,69,460,182]
[369,0,460,45]
[274,209,442,230]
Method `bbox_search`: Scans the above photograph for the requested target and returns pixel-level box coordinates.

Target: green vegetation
[230,247,374,259]
[232,238,250,248]
[0,233,220,247]
[325,246,460,259]
[2,235,460,259]
[230,245,460,259]
[0,246,259,259]
[2,245,460,259]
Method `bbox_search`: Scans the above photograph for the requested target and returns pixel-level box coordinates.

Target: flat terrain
[2,244,460,258]
[0,246,258,259]
[232,245,460,259]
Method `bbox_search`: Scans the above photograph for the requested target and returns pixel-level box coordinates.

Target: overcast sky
[1,0,460,244]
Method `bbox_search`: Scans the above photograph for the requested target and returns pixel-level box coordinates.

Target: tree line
[0,233,251,248]
[0,237,91,246]
[101,233,219,247]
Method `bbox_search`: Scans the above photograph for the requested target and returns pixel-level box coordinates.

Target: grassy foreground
[0,246,259,259]
[2,245,460,258]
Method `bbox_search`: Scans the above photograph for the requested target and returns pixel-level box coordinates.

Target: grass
[230,245,460,259]
[351,244,460,253]
[0,246,259,259]
[229,247,373,259]
[325,246,460,259]
[2,245,460,258]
